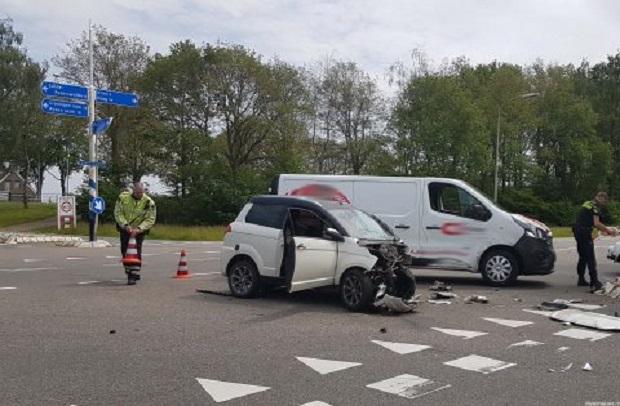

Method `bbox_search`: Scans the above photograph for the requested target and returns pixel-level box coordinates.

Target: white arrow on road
[371,340,432,354]
[195,378,270,403]
[296,356,362,375]
[431,327,487,340]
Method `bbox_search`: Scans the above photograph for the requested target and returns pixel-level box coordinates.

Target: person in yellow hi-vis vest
[114,182,156,285]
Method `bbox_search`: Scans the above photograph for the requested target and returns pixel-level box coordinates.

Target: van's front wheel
[480,249,519,286]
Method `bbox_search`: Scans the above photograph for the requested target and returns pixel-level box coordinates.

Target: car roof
[250,195,350,210]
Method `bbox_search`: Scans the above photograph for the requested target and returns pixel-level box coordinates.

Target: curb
[0,232,84,246]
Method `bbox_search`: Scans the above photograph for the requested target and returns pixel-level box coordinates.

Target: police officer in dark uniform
[573,192,617,291]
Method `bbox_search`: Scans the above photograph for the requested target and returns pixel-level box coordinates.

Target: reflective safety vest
[113,192,156,231]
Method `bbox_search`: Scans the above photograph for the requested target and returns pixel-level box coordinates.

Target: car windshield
[327,207,394,240]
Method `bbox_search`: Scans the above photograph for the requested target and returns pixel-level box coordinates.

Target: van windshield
[328,207,394,241]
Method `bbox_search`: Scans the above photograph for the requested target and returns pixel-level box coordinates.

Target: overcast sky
[2,0,620,80]
[2,0,619,197]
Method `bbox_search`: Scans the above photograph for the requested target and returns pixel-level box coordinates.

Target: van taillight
[225,224,232,233]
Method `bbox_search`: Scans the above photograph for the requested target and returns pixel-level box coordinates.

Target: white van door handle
[426,225,441,230]
[296,243,306,250]
[394,224,410,229]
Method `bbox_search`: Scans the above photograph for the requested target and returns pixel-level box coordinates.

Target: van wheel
[228,258,261,298]
[480,249,519,286]
[340,269,374,312]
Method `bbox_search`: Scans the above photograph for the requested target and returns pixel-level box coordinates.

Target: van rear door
[352,180,420,253]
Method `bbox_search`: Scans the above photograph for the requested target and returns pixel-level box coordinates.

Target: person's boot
[127,271,139,286]
[577,275,588,286]
[590,280,603,292]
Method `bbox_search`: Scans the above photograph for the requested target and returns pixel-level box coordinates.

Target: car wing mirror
[325,227,345,242]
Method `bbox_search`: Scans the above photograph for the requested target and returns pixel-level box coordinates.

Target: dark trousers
[574,229,598,283]
[120,229,145,270]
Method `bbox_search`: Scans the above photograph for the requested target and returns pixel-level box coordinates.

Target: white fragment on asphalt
[550,309,620,331]
[78,281,100,285]
[296,357,362,375]
[0,287,18,290]
[482,317,534,328]
[431,327,487,340]
[443,355,516,374]
[0,267,58,272]
[508,340,544,348]
[557,346,570,352]
[522,309,554,317]
[195,378,270,403]
[428,299,452,304]
[553,328,611,342]
[549,363,573,373]
[583,362,593,371]
[552,299,604,311]
[371,340,432,355]
[300,402,332,406]
[366,374,451,399]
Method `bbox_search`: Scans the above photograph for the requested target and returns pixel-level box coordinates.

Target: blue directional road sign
[90,196,106,215]
[41,99,88,118]
[79,160,107,168]
[96,89,139,107]
[41,81,88,101]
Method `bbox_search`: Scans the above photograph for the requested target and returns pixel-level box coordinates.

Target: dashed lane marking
[296,357,362,375]
[482,317,534,328]
[78,281,101,285]
[366,374,451,400]
[300,402,332,406]
[444,354,516,374]
[195,378,270,403]
[0,267,58,272]
[553,328,611,342]
[508,340,544,348]
[192,272,221,276]
[371,340,432,354]
[66,257,87,260]
[23,258,44,263]
[431,327,487,340]
[0,287,18,290]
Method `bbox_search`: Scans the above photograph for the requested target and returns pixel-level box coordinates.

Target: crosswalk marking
[553,328,611,342]
[371,340,432,354]
[431,327,487,339]
[195,378,270,403]
[482,317,534,328]
[296,357,362,375]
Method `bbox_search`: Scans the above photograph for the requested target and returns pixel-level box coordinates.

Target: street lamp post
[493,92,540,203]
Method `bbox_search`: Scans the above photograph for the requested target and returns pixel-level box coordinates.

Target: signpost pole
[87,20,97,242]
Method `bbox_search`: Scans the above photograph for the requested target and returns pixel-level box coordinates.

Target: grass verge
[35,223,227,241]
[550,227,572,238]
[0,202,56,228]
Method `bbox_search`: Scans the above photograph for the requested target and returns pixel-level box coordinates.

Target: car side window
[245,203,287,228]
[428,183,491,221]
[289,208,329,239]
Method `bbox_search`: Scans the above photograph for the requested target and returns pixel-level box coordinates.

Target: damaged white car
[221,196,416,312]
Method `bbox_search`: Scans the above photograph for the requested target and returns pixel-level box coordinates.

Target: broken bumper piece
[374,294,416,313]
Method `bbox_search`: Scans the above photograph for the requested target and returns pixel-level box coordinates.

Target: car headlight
[513,217,543,239]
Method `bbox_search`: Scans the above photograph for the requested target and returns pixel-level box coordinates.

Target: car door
[419,181,492,270]
[288,208,339,292]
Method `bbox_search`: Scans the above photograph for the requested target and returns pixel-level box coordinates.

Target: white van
[271,175,556,285]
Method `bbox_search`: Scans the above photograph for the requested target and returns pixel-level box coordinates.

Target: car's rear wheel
[480,249,519,286]
[228,258,261,298]
[340,269,374,312]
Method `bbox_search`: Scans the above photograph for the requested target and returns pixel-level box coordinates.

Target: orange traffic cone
[174,249,191,279]
[122,236,141,267]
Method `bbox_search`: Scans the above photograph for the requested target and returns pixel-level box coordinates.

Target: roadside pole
[87,20,97,242]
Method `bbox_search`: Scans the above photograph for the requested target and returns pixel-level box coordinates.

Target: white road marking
[431,327,487,340]
[23,258,44,263]
[553,328,611,342]
[300,402,332,406]
[508,340,544,348]
[296,356,362,375]
[444,355,516,374]
[78,281,101,285]
[371,340,432,354]
[66,257,87,260]
[105,255,121,259]
[482,317,534,328]
[192,272,221,276]
[366,374,451,399]
[0,286,18,290]
[204,250,220,254]
[522,309,553,317]
[195,378,270,403]
[557,346,570,352]
[0,267,58,272]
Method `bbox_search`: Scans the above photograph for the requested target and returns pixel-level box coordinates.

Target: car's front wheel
[228,258,261,298]
[340,269,374,312]
[480,249,519,286]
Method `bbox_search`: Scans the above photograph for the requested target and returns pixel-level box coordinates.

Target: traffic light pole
[87,20,98,242]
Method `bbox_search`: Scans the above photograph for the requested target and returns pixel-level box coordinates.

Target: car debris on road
[550,309,620,331]
[464,295,489,304]
[549,363,573,373]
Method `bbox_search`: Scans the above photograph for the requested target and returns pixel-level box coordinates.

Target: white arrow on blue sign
[96,89,139,107]
[41,99,88,118]
[90,197,106,215]
[41,81,88,100]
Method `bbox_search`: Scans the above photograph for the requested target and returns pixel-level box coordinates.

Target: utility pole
[494,108,501,203]
[87,20,97,242]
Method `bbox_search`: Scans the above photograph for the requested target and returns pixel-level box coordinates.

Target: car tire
[480,249,519,286]
[228,258,261,298]
[340,269,374,312]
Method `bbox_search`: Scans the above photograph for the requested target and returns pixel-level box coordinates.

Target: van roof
[276,174,466,184]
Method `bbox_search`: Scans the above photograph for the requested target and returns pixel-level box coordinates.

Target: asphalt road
[1,237,619,406]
